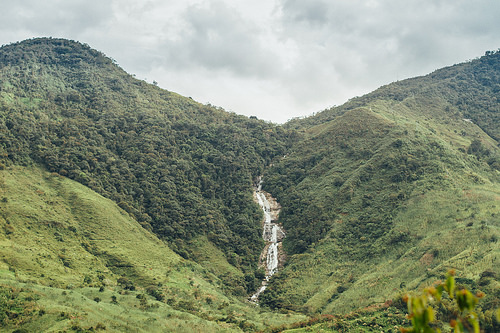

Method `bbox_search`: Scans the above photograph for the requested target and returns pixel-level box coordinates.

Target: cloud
[152,1,285,78]
[281,0,330,27]
[1,0,500,123]
[0,0,112,39]
[274,0,500,114]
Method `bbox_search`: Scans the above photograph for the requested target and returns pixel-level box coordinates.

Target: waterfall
[250,177,285,303]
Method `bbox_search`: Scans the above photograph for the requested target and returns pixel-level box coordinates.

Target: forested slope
[0,38,296,294]
[0,165,308,332]
[260,51,500,328]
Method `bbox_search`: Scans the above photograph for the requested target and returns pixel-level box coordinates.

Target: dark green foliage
[145,285,164,301]
[0,285,39,326]
[117,276,135,291]
[468,139,489,159]
[0,38,293,286]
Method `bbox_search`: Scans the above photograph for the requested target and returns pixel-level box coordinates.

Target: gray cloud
[0,0,112,40]
[281,0,330,27]
[275,0,500,115]
[1,0,499,123]
[154,1,283,78]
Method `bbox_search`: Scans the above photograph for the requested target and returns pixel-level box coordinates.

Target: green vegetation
[260,273,497,332]
[259,51,500,326]
[402,271,484,333]
[1,38,499,331]
[0,165,306,331]
[0,38,295,294]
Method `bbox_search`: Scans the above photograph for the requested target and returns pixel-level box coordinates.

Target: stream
[250,177,285,303]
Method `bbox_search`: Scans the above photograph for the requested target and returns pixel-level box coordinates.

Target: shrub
[146,285,164,301]
[402,270,489,333]
[117,276,135,290]
[95,322,106,330]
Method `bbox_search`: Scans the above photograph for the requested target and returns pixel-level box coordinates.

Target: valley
[0,38,499,332]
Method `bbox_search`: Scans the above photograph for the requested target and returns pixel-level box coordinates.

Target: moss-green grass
[0,165,181,288]
[0,165,307,332]
[261,101,500,317]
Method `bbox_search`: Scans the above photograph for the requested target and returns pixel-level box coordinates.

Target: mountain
[1,38,499,332]
[0,37,297,295]
[0,38,307,331]
[259,51,500,326]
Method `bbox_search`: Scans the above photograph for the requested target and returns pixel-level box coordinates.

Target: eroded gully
[250,177,285,303]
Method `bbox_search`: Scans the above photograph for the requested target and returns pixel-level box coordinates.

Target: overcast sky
[1,0,500,123]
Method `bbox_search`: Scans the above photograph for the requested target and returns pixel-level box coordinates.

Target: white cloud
[0,0,112,39]
[1,0,500,123]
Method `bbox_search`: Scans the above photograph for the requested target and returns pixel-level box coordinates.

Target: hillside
[1,38,500,332]
[286,51,500,141]
[0,165,307,331]
[0,38,297,296]
[260,52,500,329]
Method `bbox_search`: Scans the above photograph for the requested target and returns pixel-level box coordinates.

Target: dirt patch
[419,252,434,266]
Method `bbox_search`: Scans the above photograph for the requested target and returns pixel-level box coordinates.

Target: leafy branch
[402,270,491,333]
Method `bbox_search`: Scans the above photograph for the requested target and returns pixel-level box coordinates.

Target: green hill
[0,38,308,332]
[0,164,306,332]
[0,37,296,296]
[259,52,500,329]
[1,38,500,332]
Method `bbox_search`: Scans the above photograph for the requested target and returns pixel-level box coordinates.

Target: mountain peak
[0,37,113,69]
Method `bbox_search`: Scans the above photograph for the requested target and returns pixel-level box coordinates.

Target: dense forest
[0,38,297,294]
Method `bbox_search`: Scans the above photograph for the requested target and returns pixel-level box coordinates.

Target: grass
[262,304,410,332]
[1,272,235,332]
[260,101,500,319]
[265,173,499,316]
[0,165,180,288]
[0,165,307,332]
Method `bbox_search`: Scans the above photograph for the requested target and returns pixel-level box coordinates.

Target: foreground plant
[402,270,484,333]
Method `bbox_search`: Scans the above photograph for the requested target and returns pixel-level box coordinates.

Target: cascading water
[250,178,285,303]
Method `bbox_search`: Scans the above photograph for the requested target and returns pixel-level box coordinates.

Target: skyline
[1,0,500,123]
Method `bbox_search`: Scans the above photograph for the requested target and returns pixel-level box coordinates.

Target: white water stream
[250,178,285,303]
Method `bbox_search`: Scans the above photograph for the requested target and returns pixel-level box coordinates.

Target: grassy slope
[0,165,306,332]
[260,55,500,320]
[0,38,291,295]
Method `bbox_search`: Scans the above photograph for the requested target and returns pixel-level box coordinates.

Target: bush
[117,276,135,290]
[402,270,490,333]
[146,285,164,301]
[95,322,106,330]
